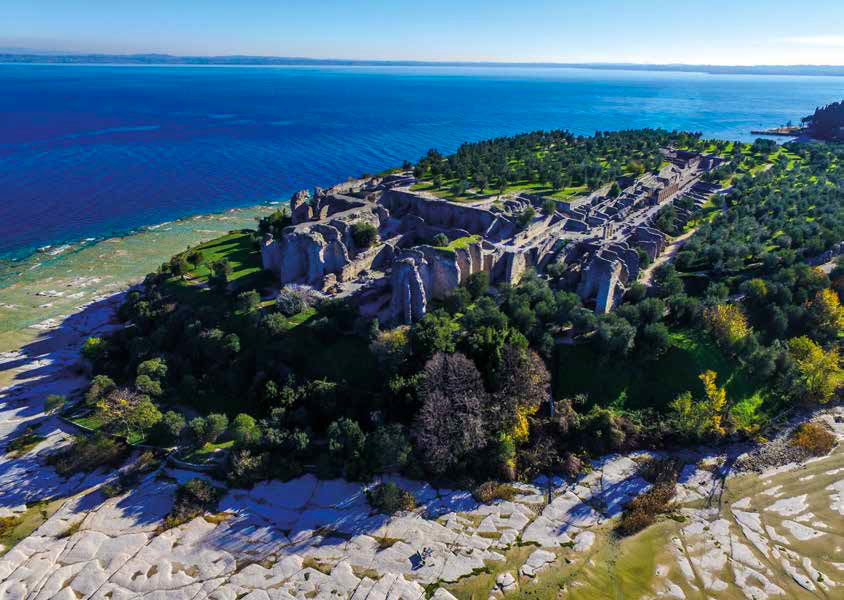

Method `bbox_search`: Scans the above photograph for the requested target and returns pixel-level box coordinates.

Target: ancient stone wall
[380,190,498,237]
[262,204,387,286]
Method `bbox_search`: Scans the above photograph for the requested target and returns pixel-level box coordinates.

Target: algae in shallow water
[0,206,273,352]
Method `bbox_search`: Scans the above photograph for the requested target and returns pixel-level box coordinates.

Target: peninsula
[1,128,842,600]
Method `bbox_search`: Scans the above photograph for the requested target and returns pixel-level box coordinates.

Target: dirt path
[639,227,697,287]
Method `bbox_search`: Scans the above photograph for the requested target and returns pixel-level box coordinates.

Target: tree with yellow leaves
[788,336,842,404]
[670,370,727,438]
[699,370,727,436]
[96,388,162,439]
[704,304,750,352]
[808,288,844,340]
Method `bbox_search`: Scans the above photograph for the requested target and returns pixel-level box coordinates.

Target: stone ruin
[260,149,726,323]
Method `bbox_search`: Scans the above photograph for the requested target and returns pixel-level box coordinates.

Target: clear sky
[3,0,844,65]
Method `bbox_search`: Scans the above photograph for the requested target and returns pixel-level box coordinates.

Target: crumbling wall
[380,190,498,236]
[262,204,387,285]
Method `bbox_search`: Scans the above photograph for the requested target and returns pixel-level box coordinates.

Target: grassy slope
[433,235,481,253]
[553,329,766,419]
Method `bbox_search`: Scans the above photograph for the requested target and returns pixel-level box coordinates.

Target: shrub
[465,272,490,300]
[236,289,261,313]
[226,448,269,487]
[101,450,160,497]
[638,458,682,485]
[791,423,836,456]
[164,478,222,529]
[516,207,537,228]
[81,337,108,364]
[205,413,229,444]
[617,482,676,536]
[5,427,45,458]
[432,233,449,247]
[85,375,116,407]
[351,222,379,249]
[367,482,416,515]
[44,394,66,414]
[48,434,130,476]
[472,481,518,504]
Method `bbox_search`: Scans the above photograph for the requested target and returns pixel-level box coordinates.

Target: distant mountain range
[1,52,843,77]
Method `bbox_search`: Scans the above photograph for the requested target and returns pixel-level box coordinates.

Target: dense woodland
[802,100,844,141]
[52,131,843,499]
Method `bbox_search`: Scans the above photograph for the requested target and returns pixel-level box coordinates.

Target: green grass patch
[0,499,64,556]
[181,440,234,465]
[5,428,45,458]
[553,329,765,413]
[162,230,272,311]
[183,231,262,284]
[433,235,481,253]
[411,178,587,203]
[71,414,145,445]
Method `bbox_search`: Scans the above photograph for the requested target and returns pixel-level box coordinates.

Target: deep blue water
[1,64,842,260]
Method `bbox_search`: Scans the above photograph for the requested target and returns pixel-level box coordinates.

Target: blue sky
[3,0,844,64]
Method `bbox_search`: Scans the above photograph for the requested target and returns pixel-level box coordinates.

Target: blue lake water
[1,64,842,261]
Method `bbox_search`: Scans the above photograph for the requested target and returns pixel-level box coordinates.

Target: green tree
[236,290,261,313]
[96,389,162,439]
[516,207,537,228]
[137,357,167,381]
[432,233,449,247]
[170,255,191,280]
[327,417,367,479]
[135,374,163,397]
[189,417,207,444]
[788,336,842,404]
[410,311,458,361]
[593,314,636,356]
[205,413,229,444]
[230,413,261,446]
[209,259,232,292]
[365,424,412,473]
[156,410,186,444]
